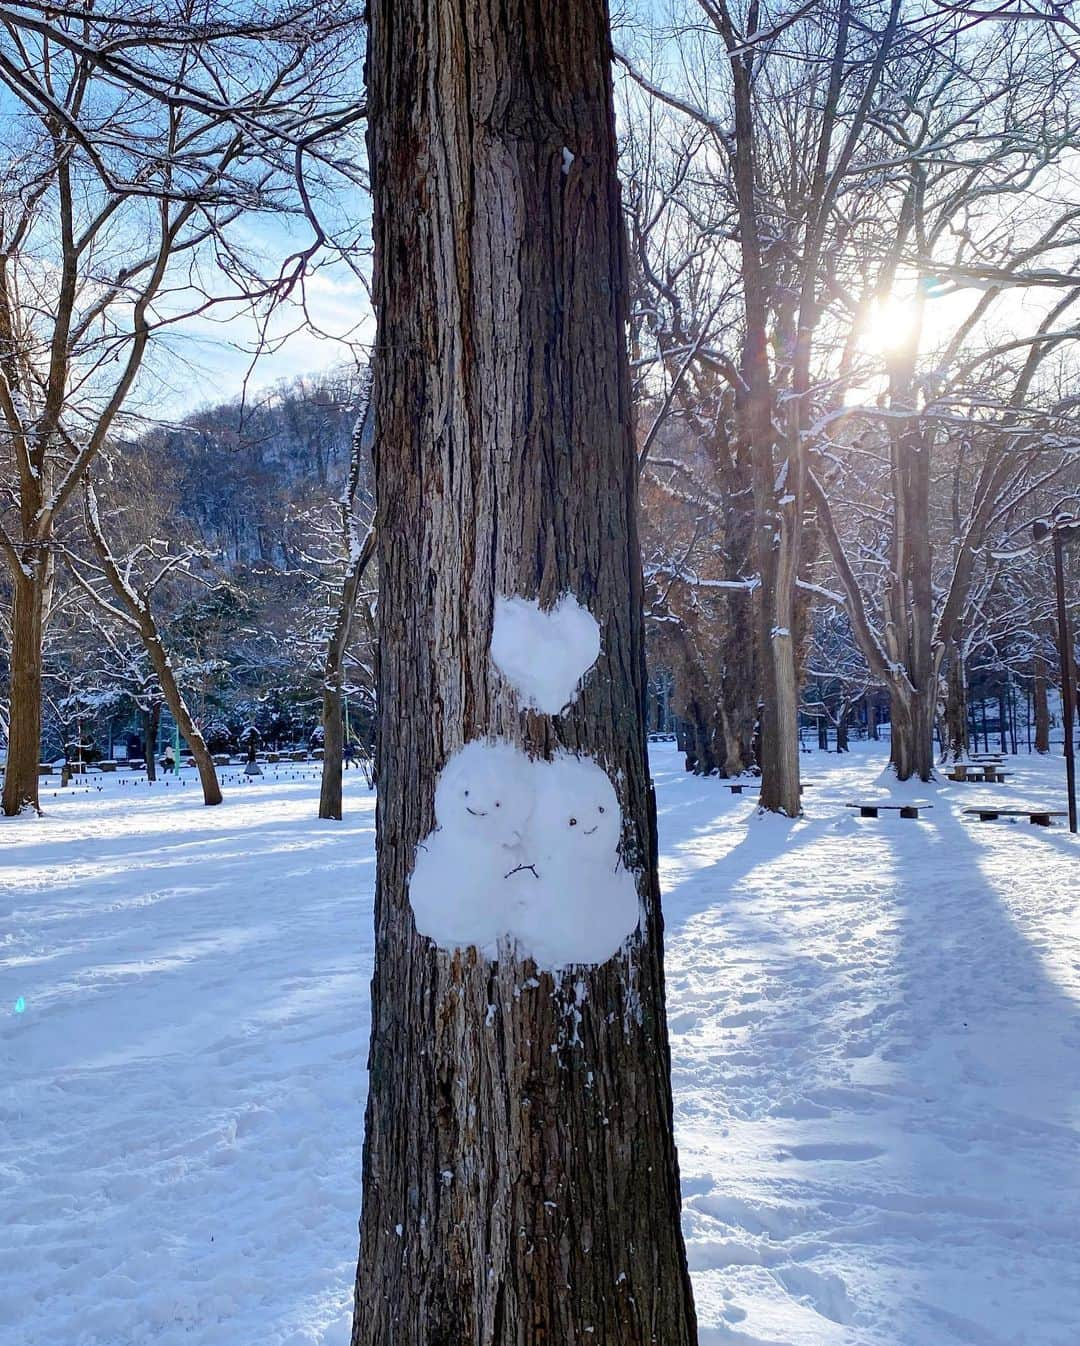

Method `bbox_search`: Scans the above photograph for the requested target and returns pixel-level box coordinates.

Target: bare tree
[0,0,363,813]
[620,0,907,810]
[620,1,1080,784]
[65,481,223,804]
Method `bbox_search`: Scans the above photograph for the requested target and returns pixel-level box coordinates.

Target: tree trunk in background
[717,590,758,776]
[318,527,373,820]
[725,24,801,815]
[942,641,968,762]
[319,417,374,821]
[750,414,802,812]
[836,711,850,753]
[143,704,160,782]
[353,3,697,1342]
[1034,655,1051,753]
[2,569,44,815]
[319,683,345,819]
[140,627,222,805]
[890,686,936,782]
[687,700,719,775]
[883,367,936,783]
[668,627,720,776]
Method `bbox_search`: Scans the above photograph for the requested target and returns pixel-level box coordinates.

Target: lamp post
[1033,515,1079,833]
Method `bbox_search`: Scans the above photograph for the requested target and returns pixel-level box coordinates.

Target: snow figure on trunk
[408,593,641,968]
[408,740,534,959]
[515,753,640,967]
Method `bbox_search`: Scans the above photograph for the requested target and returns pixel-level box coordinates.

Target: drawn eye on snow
[409,742,640,969]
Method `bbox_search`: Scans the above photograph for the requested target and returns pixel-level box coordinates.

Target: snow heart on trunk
[490,592,601,714]
[408,594,640,969]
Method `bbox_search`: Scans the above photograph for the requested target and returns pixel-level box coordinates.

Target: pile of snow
[490,593,600,714]
[409,742,639,967]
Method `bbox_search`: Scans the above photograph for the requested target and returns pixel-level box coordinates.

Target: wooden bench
[846,802,933,820]
[964,807,1066,827]
[723,781,811,794]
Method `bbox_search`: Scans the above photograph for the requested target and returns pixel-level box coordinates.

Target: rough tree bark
[1034,652,1051,753]
[942,639,968,763]
[138,626,222,806]
[318,440,375,822]
[2,566,46,814]
[352,3,697,1343]
[143,703,160,782]
[717,586,758,777]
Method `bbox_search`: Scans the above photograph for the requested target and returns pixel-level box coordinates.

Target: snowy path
[2,747,1078,1345]
[657,746,1080,1346]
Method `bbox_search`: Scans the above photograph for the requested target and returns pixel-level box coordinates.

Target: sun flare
[860,293,921,356]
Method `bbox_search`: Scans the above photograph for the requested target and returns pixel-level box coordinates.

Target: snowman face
[532,754,622,860]
[433,741,534,847]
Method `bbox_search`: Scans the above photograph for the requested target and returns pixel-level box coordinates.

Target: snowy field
[2,744,1078,1346]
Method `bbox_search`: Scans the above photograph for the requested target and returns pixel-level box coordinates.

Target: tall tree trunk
[1034,654,1051,753]
[353,3,697,1342]
[748,439,801,809]
[139,627,222,805]
[143,703,160,781]
[724,13,801,816]
[890,684,936,781]
[319,682,345,819]
[718,590,758,777]
[674,693,717,776]
[2,570,44,815]
[942,640,968,762]
[319,526,373,821]
[668,628,718,776]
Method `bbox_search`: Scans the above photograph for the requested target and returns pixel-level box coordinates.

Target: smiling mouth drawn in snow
[490,593,601,715]
[408,743,639,969]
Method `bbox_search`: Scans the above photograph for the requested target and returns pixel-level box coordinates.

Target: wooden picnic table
[948,764,1009,783]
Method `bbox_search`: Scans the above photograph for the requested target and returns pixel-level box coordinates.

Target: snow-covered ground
[2,745,1078,1346]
